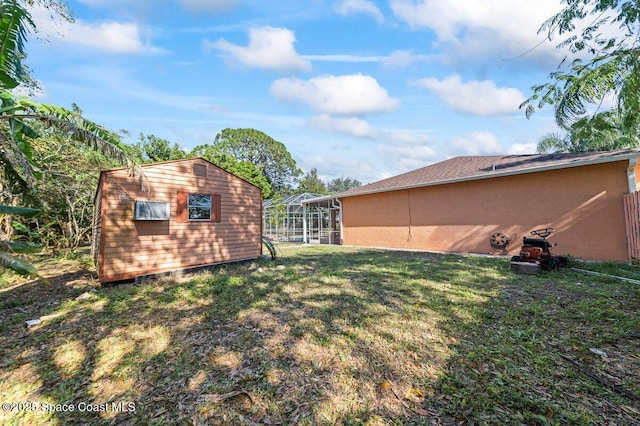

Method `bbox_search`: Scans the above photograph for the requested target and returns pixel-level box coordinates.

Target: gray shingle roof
[338,149,640,198]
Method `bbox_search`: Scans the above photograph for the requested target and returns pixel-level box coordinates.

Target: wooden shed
[329,150,640,262]
[92,158,262,283]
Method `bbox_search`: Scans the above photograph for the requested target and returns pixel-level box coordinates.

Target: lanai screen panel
[262,193,322,242]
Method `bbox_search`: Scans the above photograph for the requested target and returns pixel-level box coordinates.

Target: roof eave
[339,151,640,199]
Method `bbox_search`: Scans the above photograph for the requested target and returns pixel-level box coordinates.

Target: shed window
[177,191,221,223]
[188,194,212,220]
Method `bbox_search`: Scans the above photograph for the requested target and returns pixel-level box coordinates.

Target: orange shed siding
[342,161,630,261]
[96,158,262,283]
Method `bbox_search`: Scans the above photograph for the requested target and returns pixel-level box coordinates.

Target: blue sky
[24,0,576,184]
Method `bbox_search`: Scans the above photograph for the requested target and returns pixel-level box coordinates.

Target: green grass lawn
[1,244,639,425]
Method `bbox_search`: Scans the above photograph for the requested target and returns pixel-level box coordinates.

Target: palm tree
[537,110,640,154]
[0,0,132,280]
[521,0,640,135]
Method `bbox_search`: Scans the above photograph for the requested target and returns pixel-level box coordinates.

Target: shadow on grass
[1,245,639,425]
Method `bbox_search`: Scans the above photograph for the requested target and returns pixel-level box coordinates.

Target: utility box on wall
[134,201,170,221]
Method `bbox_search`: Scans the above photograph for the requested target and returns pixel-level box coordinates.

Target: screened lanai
[262,193,342,244]
[301,195,342,245]
[262,193,322,242]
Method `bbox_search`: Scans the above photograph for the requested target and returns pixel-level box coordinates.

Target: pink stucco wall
[342,161,633,261]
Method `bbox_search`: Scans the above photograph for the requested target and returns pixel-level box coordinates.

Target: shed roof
[94,157,262,202]
[338,149,640,198]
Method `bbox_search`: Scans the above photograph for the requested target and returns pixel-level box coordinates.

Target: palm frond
[0,251,49,284]
[0,0,35,89]
[1,90,133,191]
[0,204,39,216]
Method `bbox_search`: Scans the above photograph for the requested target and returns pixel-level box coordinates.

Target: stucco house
[93,158,263,283]
[304,149,640,262]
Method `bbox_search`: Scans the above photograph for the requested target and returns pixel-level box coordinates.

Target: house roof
[338,149,640,198]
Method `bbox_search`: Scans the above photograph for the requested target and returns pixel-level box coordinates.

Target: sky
[23,0,589,184]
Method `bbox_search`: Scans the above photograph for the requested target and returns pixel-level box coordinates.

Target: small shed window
[177,191,221,223]
[188,194,212,220]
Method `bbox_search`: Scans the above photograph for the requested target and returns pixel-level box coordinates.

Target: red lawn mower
[508,227,568,274]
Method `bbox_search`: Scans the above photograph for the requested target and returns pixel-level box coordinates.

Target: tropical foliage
[537,109,640,153]
[522,0,640,146]
[0,204,48,284]
[0,0,131,280]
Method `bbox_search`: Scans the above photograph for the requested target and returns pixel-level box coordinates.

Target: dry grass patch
[0,245,638,424]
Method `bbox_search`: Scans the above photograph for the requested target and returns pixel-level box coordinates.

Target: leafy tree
[30,126,122,249]
[521,0,640,141]
[211,128,301,195]
[0,204,48,284]
[537,109,639,153]
[139,133,186,163]
[190,144,272,198]
[327,176,362,193]
[296,168,327,194]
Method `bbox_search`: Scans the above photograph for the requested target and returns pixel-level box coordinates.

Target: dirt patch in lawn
[1,245,639,425]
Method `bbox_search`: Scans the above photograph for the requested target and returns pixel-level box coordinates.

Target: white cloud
[30,6,160,54]
[507,143,537,155]
[302,50,432,67]
[382,50,432,68]
[270,74,400,115]
[377,142,437,174]
[335,0,385,24]
[206,26,311,72]
[389,0,564,65]
[413,74,525,116]
[448,131,503,156]
[70,22,158,53]
[309,115,377,138]
[64,66,226,113]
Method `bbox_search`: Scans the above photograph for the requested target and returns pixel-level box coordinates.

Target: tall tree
[211,128,301,195]
[138,133,186,163]
[521,0,640,141]
[297,168,327,194]
[327,176,361,193]
[190,144,272,198]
